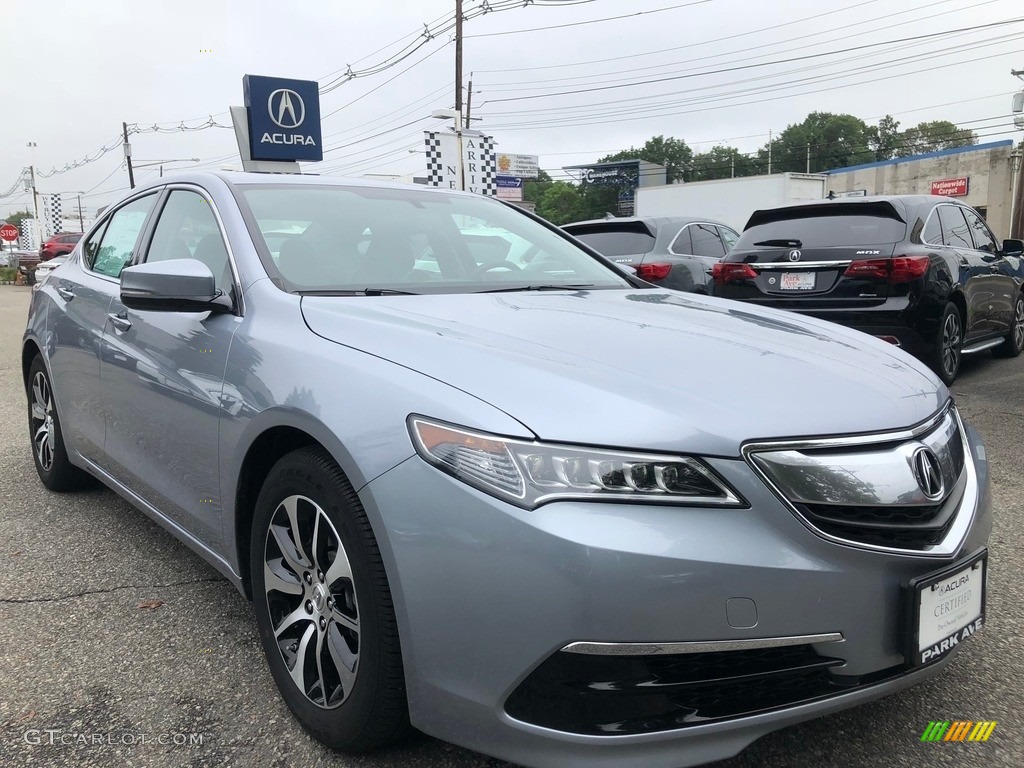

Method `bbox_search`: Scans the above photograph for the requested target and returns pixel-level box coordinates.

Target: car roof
[563,215,731,229]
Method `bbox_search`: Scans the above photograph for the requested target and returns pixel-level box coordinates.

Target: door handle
[55,285,75,301]
[108,310,132,332]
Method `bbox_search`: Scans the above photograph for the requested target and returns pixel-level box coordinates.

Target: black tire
[993,291,1024,358]
[27,356,92,491]
[250,447,411,752]
[930,302,963,385]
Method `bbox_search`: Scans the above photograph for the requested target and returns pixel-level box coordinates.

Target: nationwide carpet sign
[930,177,969,197]
[243,74,323,162]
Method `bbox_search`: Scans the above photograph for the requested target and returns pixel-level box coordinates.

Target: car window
[146,190,231,290]
[737,207,907,248]
[937,205,972,250]
[719,226,738,251]
[240,185,629,293]
[689,223,726,258]
[669,226,692,254]
[922,210,943,244]
[961,207,997,254]
[564,222,656,257]
[82,222,109,268]
[90,194,157,278]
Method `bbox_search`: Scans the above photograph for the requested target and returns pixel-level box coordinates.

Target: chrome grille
[744,405,976,556]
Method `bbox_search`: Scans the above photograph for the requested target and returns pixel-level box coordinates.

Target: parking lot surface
[0,284,1021,768]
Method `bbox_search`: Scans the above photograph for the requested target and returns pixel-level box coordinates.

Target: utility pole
[77,193,84,233]
[768,130,772,175]
[454,0,464,116]
[122,122,135,189]
[806,143,811,173]
[465,76,473,129]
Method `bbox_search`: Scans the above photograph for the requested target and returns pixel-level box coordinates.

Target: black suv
[563,216,739,293]
[711,196,1024,383]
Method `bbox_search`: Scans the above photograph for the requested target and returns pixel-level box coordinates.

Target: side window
[146,190,231,289]
[90,194,157,278]
[82,221,109,268]
[719,226,739,251]
[669,226,692,254]
[922,211,943,245]
[689,223,726,258]
[937,205,972,250]
[961,208,998,254]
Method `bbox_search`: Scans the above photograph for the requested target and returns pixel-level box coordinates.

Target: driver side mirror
[1002,239,1024,257]
[120,258,232,313]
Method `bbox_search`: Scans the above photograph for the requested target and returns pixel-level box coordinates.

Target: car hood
[301,289,946,456]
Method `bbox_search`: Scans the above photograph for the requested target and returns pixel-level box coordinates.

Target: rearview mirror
[1003,239,1024,257]
[120,259,232,313]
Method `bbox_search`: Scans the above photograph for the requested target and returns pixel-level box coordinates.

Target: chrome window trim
[668,222,726,257]
[741,401,977,558]
[749,260,852,271]
[157,183,246,316]
[562,632,844,656]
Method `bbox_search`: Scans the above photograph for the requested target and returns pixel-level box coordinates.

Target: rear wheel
[993,291,1024,358]
[27,356,91,491]
[930,302,962,385]
[250,447,410,752]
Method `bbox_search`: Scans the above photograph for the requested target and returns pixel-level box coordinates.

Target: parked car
[712,195,1024,384]
[32,254,68,285]
[24,173,990,768]
[563,216,739,292]
[40,231,82,261]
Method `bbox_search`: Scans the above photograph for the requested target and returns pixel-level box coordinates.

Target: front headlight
[409,416,745,509]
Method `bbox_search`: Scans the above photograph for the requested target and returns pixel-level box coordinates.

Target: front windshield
[238,184,631,294]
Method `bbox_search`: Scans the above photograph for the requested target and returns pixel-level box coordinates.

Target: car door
[960,206,1016,333]
[936,204,991,338]
[100,186,240,548]
[46,193,159,466]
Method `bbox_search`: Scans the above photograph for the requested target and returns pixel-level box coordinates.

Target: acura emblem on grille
[912,447,944,500]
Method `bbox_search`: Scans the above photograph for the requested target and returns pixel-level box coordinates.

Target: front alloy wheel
[263,494,360,709]
[250,447,410,752]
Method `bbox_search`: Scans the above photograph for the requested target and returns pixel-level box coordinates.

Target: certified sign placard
[496,153,539,179]
[243,75,323,162]
[930,177,969,197]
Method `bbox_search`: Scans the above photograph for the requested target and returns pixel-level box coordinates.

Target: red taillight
[844,255,929,283]
[712,262,758,284]
[636,262,672,281]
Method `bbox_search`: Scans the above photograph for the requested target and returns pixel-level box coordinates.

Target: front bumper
[359,421,991,768]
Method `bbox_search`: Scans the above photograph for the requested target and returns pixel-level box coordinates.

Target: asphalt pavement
[0,284,1021,768]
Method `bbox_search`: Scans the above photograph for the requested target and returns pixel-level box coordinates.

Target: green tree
[536,181,584,225]
[899,120,977,155]
[758,112,875,173]
[523,169,553,206]
[690,145,756,180]
[869,115,902,161]
[599,135,693,183]
[2,209,33,229]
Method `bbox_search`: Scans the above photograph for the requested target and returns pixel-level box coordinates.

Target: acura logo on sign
[268,89,305,129]
[912,447,944,500]
[787,249,802,262]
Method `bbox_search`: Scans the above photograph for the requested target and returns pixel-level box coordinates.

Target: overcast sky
[2,0,1022,218]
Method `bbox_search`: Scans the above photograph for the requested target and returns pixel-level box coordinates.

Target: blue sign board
[496,176,523,188]
[243,74,323,162]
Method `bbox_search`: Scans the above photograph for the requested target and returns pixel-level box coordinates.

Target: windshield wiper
[753,239,803,248]
[298,288,421,296]
[475,284,598,294]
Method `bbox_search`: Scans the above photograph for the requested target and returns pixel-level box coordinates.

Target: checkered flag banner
[424,131,444,187]
[19,220,34,251]
[49,194,62,236]
[422,130,497,196]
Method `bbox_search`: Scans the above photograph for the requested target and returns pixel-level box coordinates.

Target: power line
[464,0,713,38]
[481,16,1024,104]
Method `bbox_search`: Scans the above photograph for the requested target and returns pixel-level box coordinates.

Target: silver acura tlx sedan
[23,172,991,768]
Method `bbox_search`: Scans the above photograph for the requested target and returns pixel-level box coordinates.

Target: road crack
[0,576,224,604]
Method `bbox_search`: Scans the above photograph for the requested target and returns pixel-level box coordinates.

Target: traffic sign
[0,223,19,242]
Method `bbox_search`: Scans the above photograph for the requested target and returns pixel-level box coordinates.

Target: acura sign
[243,75,323,162]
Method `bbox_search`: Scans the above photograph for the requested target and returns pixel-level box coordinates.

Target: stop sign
[0,223,19,242]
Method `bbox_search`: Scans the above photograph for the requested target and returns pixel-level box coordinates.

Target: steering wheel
[474,261,523,277]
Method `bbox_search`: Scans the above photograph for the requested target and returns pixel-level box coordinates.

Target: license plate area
[907,549,986,667]
[780,272,816,290]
